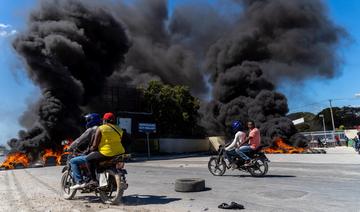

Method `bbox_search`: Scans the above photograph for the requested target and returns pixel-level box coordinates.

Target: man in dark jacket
[69,113,101,190]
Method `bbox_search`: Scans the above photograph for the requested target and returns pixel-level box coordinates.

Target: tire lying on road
[175,178,205,192]
[319,149,327,154]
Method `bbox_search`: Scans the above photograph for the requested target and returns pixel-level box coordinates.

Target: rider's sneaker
[224,158,230,164]
[70,183,86,190]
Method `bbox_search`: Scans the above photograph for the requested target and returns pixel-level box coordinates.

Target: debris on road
[218,202,245,210]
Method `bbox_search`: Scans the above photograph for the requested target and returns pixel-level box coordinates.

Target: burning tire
[45,156,58,166]
[248,159,268,177]
[175,178,205,192]
[14,163,26,169]
[208,156,226,176]
[60,170,77,200]
[98,170,125,205]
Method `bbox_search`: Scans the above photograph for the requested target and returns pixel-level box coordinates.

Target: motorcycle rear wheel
[248,159,268,177]
[208,157,226,176]
[98,170,125,204]
[60,170,77,200]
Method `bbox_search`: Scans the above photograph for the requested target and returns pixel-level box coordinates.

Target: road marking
[8,170,34,211]
[1,171,17,211]
[22,169,97,212]
[23,169,59,195]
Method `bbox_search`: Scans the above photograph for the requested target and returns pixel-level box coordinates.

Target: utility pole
[329,99,336,141]
[319,114,327,142]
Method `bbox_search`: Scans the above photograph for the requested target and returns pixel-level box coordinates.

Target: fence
[301,130,350,148]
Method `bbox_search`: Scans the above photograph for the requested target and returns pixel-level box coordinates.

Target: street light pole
[329,99,336,141]
[319,114,327,142]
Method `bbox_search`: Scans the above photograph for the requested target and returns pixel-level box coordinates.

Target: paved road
[0,148,359,212]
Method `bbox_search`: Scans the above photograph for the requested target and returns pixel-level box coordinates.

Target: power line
[289,97,360,112]
[289,99,328,111]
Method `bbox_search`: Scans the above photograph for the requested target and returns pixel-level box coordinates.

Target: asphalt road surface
[0,147,359,212]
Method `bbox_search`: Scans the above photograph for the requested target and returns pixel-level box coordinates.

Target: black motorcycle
[208,145,269,177]
[354,138,360,154]
[60,147,130,204]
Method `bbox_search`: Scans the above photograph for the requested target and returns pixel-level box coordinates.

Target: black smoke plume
[10,0,130,158]
[202,0,344,146]
[111,0,236,96]
[8,0,345,157]
[207,0,345,82]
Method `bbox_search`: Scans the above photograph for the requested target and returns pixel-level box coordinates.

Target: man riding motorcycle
[208,120,268,177]
[86,112,125,186]
[225,120,246,168]
[69,113,101,190]
[237,120,261,166]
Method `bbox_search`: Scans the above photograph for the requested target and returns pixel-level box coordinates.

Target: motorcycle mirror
[61,140,69,145]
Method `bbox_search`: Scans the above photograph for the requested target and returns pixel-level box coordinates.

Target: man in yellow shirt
[86,112,125,186]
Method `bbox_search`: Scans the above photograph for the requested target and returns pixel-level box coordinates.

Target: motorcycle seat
[253,145,264,152]
[247,145,267,158]
[98,154,131,167]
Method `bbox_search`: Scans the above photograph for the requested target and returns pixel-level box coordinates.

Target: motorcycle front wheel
[60,170,77,200]
[248,159,268,177]
[208,156,226,176]
[98,170,125,205]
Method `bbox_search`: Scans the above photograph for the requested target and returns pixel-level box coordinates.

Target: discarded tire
[319,149,327,154]
[175,178,205,192]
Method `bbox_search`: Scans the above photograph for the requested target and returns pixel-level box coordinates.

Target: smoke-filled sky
[0,0,359,145]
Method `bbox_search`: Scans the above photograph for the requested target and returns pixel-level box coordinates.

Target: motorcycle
[208,145,270,177]
[60,147,130,204]
[354,138,360,154]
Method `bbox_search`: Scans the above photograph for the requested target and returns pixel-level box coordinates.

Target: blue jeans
[235,146,252,161]
[70,155,87,184]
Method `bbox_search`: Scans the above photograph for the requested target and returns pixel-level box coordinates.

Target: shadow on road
[75,195,102,203]
[225,174,296,178]
[123,195,181,206]
[128,153,210,163]
[75,194,181,206]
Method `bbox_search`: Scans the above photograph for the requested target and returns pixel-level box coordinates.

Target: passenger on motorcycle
[69,113,101,190]
[86,112,125,186]
[237,120,261,166]
[225,121,246,167]
[355,131,360,152]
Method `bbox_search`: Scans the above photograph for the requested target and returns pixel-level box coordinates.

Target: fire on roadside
[42,144,70,165]
[1,141,71,169]
[0,152,30,169]
[264,137,306,154]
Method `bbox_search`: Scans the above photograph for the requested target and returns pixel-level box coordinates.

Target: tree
[288,106,360,132]
[287,112,318,132]
[142,81,202,137]
[338,125,345,131]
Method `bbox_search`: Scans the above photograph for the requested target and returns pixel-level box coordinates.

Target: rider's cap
[103,112,115,121]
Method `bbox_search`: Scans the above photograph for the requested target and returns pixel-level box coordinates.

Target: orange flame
[1,140,72,169]
[0,152,30,169]
[42,144,70,165]
[264,138,306,154]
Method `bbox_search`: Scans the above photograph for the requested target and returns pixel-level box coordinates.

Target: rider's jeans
[235,146,252,161]
[70,156,87,184]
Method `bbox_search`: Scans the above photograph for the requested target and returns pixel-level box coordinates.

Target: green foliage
[316,107,360,130]
[338,125,345,130]
[288,106,360,132]
[143,81,202,137]
[287,112,317,132]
